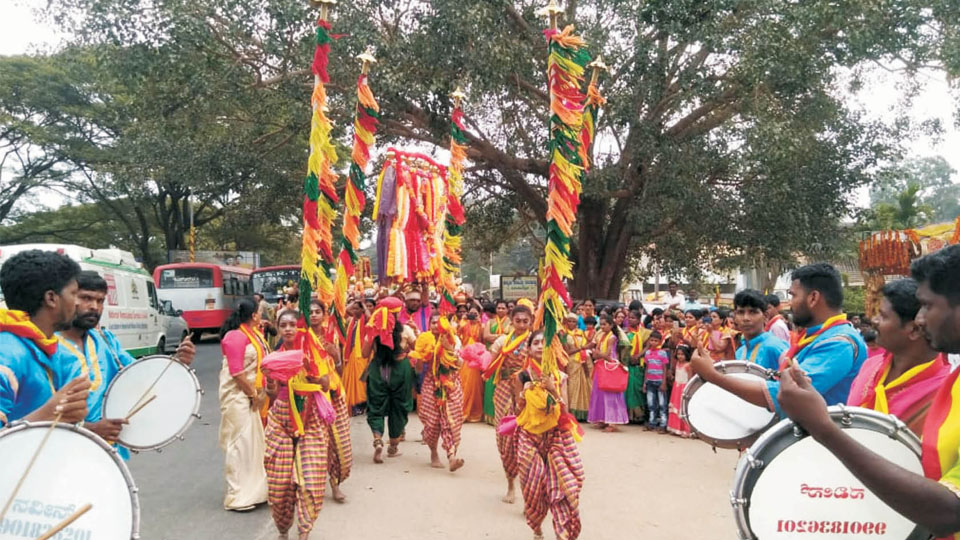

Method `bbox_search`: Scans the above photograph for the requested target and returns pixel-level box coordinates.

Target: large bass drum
[682,360,778,449]
[102,354,203,451]
[0,421,140,539]
[731,405,930,540]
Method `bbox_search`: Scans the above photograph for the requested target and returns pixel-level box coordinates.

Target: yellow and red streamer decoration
[334,69,380,340]
[438,102,468,315]
[299,16,339,318]
[535,24,592,377]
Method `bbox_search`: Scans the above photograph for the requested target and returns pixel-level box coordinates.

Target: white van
[0,243,182,357]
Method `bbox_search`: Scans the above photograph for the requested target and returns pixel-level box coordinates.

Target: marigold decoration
[333,49,380,340]
[534,13,593,378]
[438,88,468,315]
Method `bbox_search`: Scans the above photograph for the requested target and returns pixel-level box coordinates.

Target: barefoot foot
[331,484,346,503]
[448,457,464,472]
[501,491,516,504]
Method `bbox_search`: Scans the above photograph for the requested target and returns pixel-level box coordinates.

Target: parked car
[158,299,190,354]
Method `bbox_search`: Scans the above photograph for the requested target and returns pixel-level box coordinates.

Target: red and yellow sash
[764,314,784,332]
[458,320,482,345]
[490,316,509,336]
[0,310,58,357]
[596,331,614,356]
[483,330,529,383]
[921,366,960,482]
[779,313,850,370]
[860,352,944,414]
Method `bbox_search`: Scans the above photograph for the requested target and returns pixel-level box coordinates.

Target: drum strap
[96,329,127,371]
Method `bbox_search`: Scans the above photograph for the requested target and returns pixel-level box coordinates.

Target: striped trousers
[419,371,464,454]
[516,428,585,540]
[327,391,353,485]
[493,375,519,479]
[264,397,328,536]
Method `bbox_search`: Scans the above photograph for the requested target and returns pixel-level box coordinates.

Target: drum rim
[101,354,203,452]
[1,420,141,539]
[729,405,926,540]
[681,360,778,449]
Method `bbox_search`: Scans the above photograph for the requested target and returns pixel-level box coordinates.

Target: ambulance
[0,244,188,357]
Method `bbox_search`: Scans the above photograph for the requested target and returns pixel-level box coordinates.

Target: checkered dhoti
[327,391,353,485]
[516,428,585,540]
[493,375,519,479]
[420,371,464,454]
[264,397,328,536]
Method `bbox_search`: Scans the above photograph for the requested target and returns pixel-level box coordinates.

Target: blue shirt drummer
[0,332,83,427]
[764,320,866,418]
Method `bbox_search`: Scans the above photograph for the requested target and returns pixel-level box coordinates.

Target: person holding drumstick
[690,263,866,418]
[56,271,196,452]
[778,245,960,539]
[0,250,90,427]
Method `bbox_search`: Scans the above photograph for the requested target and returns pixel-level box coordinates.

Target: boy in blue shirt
[733,289,788,371]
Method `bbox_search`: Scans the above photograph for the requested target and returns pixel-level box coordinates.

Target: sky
[2,0,959,208]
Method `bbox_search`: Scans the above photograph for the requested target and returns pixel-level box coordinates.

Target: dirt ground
[250,413,741,540]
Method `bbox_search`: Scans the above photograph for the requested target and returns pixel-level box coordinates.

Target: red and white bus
[153,263,252,340]
[251,265,300,304]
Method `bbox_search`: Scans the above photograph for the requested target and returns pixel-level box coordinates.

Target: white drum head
[684,362,776,449]
[748,428,921,538]
[732,407,928,540]
[0,422,138,539]
[102,355,202,451]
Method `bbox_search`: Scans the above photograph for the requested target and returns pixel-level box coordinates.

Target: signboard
[500,275,539,301]
[167,250,260,269]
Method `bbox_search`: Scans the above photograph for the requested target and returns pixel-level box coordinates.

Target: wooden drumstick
[0,414,62,524]
[124,394,157,421]
[35,502,92,540]
[125,357,177,416]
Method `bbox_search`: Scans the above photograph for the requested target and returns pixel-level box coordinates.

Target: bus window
[159,267,215,289]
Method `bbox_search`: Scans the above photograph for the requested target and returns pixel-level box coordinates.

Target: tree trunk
[570,197,632,301]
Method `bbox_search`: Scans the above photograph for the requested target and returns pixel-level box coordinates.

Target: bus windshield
[158,267,215,289]
[252,269,299,298]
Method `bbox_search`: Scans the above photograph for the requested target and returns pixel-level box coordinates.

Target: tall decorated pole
[535,0,591,377]
[438,87,468,316]
[299,0,339,321]
[333,48,380,340]
[581,56,607,170]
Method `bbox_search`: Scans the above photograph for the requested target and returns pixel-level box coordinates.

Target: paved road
[127,342,740,539]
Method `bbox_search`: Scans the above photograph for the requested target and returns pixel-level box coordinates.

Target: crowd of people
[2,245,960,540]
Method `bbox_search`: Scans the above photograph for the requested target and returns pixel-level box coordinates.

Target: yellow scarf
[58,334,101,392]
[239,323,268,419]
[872,358,940,415]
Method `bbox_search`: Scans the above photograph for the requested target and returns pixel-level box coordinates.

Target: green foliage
[865,156,960,229]
[842,286,866,315]
[1,0,955,291]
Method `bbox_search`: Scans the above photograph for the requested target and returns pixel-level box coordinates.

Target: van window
[146,281,159,310]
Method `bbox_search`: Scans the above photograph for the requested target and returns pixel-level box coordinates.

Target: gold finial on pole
[311,0,337,21]
[451,86,466,108]
[536,0,563,30]
[587,55,609,85]
[357,46,377,75]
